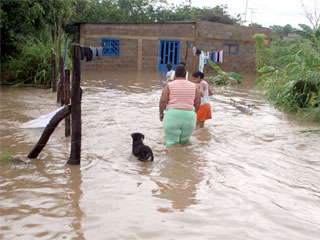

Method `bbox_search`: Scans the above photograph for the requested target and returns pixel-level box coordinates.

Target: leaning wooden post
[64,69,71,137]
[27,105,71,159]
[67,44,81,165]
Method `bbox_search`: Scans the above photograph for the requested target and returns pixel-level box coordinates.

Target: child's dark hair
[167,62,172,71]
[192,71,204,79]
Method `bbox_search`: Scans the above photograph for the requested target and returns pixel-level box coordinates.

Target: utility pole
[244,0,249,22]
[248,7,258,24]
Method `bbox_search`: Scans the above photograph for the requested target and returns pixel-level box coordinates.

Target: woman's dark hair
[175,64,186,78]
[192,71,204,79]
[167,62,172,71]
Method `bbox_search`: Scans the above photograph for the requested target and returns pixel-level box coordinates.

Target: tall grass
[256,38,320,123]
[1,28,71,87]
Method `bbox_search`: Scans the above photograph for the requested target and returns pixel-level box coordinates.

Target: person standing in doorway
[159,64,201,147]
[192,71,213,129]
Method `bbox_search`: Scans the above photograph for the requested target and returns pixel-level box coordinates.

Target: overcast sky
[168,0,317,28]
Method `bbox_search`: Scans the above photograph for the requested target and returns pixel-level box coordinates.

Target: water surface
[1,70,320,240]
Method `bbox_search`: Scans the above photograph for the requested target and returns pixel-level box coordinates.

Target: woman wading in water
[159,64,201,147]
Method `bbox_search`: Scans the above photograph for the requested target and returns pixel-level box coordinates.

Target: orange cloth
[197,104,212,121]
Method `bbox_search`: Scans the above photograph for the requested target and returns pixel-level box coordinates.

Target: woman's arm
[194,88,201,112]
[208,84,213,96]
[159,85,169,121]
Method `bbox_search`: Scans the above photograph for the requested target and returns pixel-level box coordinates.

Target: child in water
[165,63,174,84]
[192,71,213,129]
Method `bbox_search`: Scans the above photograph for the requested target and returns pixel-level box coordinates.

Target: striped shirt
[166,80,196,111]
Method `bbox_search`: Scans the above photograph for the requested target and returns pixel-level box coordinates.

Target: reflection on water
[1,70,320,240]
[153,147,205,212]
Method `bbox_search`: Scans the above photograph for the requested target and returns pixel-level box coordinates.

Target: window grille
[222,43,240,55]
[101,38,120,56]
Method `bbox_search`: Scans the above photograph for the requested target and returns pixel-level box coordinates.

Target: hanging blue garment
[213,52,216,63]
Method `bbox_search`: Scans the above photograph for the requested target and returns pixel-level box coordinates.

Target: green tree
[252,33,269,73]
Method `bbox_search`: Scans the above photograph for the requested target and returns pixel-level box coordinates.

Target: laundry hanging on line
[81,46,103,61]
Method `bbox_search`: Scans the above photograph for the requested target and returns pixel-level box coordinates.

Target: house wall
[79,21,273,73]
[196,21,273,73]
[81,22,196,71]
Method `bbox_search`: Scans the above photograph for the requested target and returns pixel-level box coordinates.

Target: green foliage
[295,24,320,48]
[71,1,241,24]
[253,33,269,73]
[256,36,320,123]
[0,151,12,164]
[205,60,243,85]
[0,0,74,62]
[269,24,297,39]
[1,29,72,87]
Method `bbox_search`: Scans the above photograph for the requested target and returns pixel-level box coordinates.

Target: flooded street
[1,70,320,240]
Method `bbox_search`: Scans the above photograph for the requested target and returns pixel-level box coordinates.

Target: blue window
[222,43,240,55]
[101,38,120,56]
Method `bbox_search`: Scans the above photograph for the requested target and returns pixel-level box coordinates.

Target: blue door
[158,40,180,71]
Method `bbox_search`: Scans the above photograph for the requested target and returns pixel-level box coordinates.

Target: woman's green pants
[163,109,196,148]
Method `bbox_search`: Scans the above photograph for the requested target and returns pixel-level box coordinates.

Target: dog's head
[131,132,145,142]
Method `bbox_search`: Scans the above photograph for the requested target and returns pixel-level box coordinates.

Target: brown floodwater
[1,70,320,240]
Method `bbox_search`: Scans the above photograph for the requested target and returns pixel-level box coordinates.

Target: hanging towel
[91,47,97,61]
[83,47,92,61]
[97,47,103,60]
[204,51,207,65]
[199,51,205,72]
[192,46,196,56]
[219,50,223,63]
[215,52,218,63]
[212,52,216,63]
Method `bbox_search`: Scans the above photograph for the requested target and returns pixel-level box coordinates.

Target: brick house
[73,20,273,73]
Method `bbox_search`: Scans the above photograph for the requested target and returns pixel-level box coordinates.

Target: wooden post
[51,28,56,92]
[67,44,81,165]
[51,53,57,92]
[184,41,188,63]
[64,69,71,137]
[27,105,71,159]
[59,56,65,106]
[51,28,55,43]
[57,16,62,103]
[192,21,199,73]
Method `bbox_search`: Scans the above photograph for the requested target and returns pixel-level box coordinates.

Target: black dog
[131,133,154,162]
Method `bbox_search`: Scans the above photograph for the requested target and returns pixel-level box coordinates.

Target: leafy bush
[205,59,243,85]
[256,37,320,122]
[1,28,71,87]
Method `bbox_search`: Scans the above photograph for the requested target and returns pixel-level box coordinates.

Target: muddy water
[1,70,320,240]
